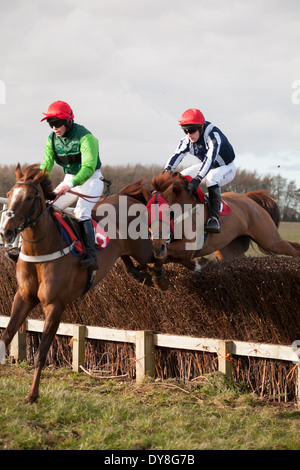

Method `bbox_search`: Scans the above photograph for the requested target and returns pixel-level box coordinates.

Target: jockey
[163,108,236,233]
[40,100,104,270]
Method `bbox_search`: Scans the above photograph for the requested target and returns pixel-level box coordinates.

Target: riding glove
[187,176,202,193]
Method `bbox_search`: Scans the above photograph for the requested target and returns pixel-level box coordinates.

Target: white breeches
[53,169,104,221]
[181,161,236,188]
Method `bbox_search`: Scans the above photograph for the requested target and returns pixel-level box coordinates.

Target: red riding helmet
[41,101,74,122]
[178,108,205,126]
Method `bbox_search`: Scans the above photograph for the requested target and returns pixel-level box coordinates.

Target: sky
[1,0,300,188]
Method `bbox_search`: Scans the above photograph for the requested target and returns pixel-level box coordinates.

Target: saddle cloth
[54,212,110,255]
[183,175,231,215]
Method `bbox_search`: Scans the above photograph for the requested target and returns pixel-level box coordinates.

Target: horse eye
[25,194,34,202]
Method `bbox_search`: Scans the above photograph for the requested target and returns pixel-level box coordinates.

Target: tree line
[0,163,299,221]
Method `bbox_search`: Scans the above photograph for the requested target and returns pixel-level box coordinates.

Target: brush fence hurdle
[1,316,300,399]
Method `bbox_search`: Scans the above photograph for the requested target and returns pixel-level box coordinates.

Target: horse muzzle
[0,214,18,245]
[152,239,168,260]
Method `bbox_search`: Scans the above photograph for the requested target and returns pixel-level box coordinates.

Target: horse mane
[151,171,188,196]
[119,171,189,203]
[119,177,149,204]
[18,164,56,201]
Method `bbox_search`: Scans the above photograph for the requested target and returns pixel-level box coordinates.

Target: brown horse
[0,164,154,403]
[120,171,300,275]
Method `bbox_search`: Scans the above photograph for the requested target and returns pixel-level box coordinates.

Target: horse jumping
[120,171,300,277]
[0,164,154,402]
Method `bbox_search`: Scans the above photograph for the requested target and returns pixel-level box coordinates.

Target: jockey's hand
[54,182,74,196]
[187,176,202,193]
[162,166,172,174]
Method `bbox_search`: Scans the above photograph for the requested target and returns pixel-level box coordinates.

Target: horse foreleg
[152,260,169,291]
[121,255,153,286]
[1,290,38,350]
[27,303,63,404]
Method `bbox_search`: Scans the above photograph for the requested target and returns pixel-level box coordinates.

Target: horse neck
[21,207,60,256]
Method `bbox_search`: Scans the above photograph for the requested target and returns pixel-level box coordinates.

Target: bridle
[146,187,197,245]
[146,192,174,245]
[4,181,52,242]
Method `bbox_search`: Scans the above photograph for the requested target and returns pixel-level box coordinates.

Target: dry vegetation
[0,248,300,401]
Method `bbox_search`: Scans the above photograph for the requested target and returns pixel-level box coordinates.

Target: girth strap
[19,241,77,263]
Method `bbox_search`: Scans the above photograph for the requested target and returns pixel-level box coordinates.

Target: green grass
[1,364,300,450]
[279,221,300,243]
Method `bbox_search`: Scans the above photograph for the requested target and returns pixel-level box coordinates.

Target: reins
[4,181,53,243]
[7,176,111,241]
[68,176,111,202]
[147,183,198,245]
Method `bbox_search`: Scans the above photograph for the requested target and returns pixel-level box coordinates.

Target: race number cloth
[54,212,109,254]
[183,175,231,215]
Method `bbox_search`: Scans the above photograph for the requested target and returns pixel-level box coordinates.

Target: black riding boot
[79,219,99,270]
[205,186,222,233]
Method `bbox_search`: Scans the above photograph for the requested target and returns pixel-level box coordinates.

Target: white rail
[0,316,299,399]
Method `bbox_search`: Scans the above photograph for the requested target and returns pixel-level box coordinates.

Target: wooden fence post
[10,322,27,362]
[135,330,155,383]
[72,325,86,372]
[218,340,233,378]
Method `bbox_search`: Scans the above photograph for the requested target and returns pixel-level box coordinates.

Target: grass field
[279,221,300,243]
[1,364,300,451]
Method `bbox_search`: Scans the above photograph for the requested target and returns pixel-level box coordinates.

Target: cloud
[0,0,299,187]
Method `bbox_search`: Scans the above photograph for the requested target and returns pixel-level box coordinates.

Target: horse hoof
[26,394,39,404]
[153,277,169,291]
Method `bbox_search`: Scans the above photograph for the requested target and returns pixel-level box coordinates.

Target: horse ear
[15,163,23,181]
[33,167,47,185]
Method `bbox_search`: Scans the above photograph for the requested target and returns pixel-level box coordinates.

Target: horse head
[0,164,54,244]
[144,171,194,261]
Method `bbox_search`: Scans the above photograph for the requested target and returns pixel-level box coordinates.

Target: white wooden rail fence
[1,316,300,399]
[1,196,300,399]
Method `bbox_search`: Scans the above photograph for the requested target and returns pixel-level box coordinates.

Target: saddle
[53,211,110,256]
[183,175,231,215]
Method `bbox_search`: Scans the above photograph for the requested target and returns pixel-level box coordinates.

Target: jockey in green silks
[41,100,103,271]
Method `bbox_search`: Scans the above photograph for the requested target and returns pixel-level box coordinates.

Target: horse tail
[244,190,280,227]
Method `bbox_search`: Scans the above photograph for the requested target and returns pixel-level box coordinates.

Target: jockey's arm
[163,138,189,172]
[196,133,220,180]
[40,137,55,175]
[71,134,99,187]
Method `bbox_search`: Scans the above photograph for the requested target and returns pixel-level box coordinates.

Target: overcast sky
[1,0,300,188]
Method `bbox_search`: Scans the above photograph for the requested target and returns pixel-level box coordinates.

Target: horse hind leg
[252,231,300,257]
[260,239,300,257]
[246,209,300,258]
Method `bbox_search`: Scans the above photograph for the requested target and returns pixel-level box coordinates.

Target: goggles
[182,126,199,135]
[47,118,66,128]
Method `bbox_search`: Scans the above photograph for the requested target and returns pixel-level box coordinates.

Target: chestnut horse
[0,164,154,403]
[120,171,300,281]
